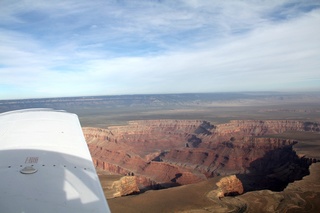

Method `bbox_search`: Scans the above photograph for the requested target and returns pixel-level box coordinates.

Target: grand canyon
[85,120,318,191]
[1,92,320,212]
[85,119,320,212]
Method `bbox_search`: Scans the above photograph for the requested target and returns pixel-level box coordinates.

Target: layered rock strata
[84,120,319,193]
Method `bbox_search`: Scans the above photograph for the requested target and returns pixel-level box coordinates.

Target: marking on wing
[25,157,39,164]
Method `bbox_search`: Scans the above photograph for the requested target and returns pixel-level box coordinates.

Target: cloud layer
[1,0,320,99]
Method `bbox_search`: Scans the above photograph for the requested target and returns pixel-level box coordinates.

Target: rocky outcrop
[211,163,320,213]
[111,176,140,197]
[83,119,320,194]
[216,175,244,198]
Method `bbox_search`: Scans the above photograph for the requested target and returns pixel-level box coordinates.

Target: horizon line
[1,90,320,102]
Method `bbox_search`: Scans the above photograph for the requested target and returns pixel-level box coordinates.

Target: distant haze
[1,1,320,99]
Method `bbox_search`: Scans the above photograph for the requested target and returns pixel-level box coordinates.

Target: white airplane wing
[0,109,110,213]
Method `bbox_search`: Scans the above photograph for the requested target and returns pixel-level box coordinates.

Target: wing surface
[0,109,110,213]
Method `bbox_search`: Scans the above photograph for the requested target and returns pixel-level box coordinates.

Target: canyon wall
[84,120,319,192]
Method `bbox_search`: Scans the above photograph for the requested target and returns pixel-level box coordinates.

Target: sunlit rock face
[216,175,244,198]
[83,120,319,193]
[111,176,140,197]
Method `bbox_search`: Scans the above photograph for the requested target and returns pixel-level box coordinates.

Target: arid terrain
[1,92,320,212]
[86,119,320,213]
[84,119,318,191]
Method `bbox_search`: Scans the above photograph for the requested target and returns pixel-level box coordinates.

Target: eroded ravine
[84,120,320,196]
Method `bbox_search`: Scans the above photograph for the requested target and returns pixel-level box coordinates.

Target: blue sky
[1,0,320,99]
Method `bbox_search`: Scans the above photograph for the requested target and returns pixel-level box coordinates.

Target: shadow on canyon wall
[236,144,317,193]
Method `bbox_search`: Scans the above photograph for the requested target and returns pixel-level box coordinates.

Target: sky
[1,0,320,100]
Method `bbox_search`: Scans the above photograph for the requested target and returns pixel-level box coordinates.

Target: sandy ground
[107,177,221,213]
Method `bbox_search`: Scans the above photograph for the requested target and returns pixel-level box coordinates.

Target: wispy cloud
[0,0,319,99]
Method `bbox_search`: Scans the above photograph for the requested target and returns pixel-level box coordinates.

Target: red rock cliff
[83,120,319,191]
